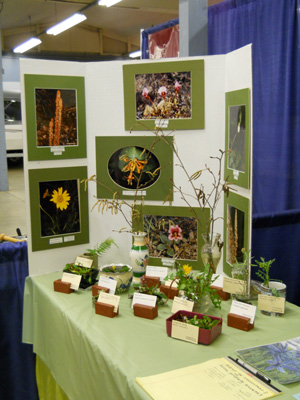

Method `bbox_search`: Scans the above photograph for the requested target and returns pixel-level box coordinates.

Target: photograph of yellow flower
[35,88,78,147]
[39,179,80,238]
[29,166,89,251]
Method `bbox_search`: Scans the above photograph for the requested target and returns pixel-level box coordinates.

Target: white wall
[20,45,252,276]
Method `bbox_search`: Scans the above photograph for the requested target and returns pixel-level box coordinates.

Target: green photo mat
[29,166,89,251]
[223,191,250,276]
[136,205,210,270]
[123,60,205,131]
[225,88,250,189]
[25,74,86,161]
[95,136,173,201]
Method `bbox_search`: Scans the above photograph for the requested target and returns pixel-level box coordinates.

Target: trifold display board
[20,45,252,276]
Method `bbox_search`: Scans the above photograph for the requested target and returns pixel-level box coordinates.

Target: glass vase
[231,263,250,302]
[201,233,222,273]
[129,232,149,283]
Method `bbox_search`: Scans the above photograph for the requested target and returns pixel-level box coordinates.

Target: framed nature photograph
[223,191,250,275]
[136,205,210,269]
[123,59,204,131]
[25,74,86,161]
[225,88,250,189]
[29,166,89,251]
[95,136,173,201]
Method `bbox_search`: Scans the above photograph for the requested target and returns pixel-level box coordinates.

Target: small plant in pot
[99,264,133,294]
[64,238,117,289]
[254,257,286,316]
[128,282,168,306]
[165,262,222,313]
[166,310,222,345]
[63,263,99,289]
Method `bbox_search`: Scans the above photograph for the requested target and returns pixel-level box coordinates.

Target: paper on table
[136,358,281,400]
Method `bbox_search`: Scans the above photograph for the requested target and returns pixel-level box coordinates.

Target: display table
[23,271,300,400]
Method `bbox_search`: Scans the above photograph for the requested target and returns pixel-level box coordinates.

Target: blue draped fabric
[208,0,300,306]
[141,18,179,59]
[0,241,38,400]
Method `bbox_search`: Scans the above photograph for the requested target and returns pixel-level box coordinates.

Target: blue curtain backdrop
[208,0,300,305]
[0,241,38,400]
[142,0,300,305]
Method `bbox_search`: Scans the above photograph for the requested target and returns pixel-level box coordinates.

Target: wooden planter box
[160,284,179,300]
[166,310,222,345]
[227,313,254,331]
[133,304,158,320]
[95,302,119,318]
[53,279,74,294]
[140,275,161,288]
[210,285,230,301]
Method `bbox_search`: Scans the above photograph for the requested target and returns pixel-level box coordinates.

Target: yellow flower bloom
[112,265,116,271]
[50,187,71,211]
[182,264,192,275]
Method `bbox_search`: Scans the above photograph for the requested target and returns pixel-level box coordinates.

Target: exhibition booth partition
[11,45,300,399]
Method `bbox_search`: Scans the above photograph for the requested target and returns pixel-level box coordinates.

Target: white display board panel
[20,45,252,276]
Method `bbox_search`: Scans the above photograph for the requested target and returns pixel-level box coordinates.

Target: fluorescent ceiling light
[46,13,87,36]
[98,0,122,7]
[13,38,42,53]
[129,50,141,58]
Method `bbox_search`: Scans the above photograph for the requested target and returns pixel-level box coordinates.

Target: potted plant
[99,264,133,294]
[165,262,222,313]
[128,282,168,306]
[166,310,222,345]
[230,248,252,302]
[63,262,99,289]
[254,257,286,316]
[64,238,117,289]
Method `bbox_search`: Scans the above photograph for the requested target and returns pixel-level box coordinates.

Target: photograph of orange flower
[35,88,78,147]
[25,74,86,161]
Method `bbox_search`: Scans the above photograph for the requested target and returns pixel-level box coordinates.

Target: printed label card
[171,296,194,314]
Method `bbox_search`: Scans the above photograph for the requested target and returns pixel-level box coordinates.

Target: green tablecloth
[23,271,300,400]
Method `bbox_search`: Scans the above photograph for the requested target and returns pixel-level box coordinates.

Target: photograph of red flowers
[123,59,204,131]
[135,71,191,120]
[144,214,198,261]
[35,88,78,147]
[39,179,80,237]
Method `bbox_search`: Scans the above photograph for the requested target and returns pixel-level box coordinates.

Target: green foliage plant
[166,262,222,309]
[254,257,276,288]
[87,237,118,257]
[186,314,219,330]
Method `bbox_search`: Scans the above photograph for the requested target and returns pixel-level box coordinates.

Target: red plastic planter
[166,310,222,345]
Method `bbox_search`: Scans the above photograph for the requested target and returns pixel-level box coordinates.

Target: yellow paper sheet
[136,358,281,400]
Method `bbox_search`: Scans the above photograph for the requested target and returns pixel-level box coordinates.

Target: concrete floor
[0,161,27,237]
